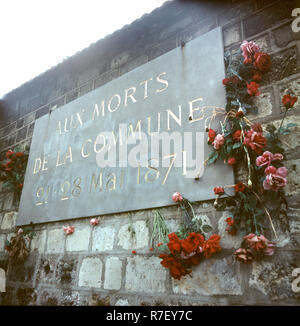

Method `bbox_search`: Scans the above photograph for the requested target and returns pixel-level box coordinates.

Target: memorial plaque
[17,27,234,226]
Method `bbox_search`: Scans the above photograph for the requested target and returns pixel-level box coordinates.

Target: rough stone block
[223,24,241,47]
[1,212,17,230]
[3,193,14,210]
[0,234,5,252]
[46,228,65,253]
[273,23,300,49]
[104,257,122,290]
[118,220,149,250]
[55,257,78,285]
[249,259,300,301]
[125,256,166,293]
[92,225,116,252]
[65,225,90,252]
[172,257,242,296]
[249,91,273,119]
[30,230,46,253]
[285,159,300,196]
[217,211,242,249]
[78,257,103,288]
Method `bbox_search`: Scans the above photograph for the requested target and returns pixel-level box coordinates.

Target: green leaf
[202,225,213,233]
[233,142,241,150]
[208,151,219,164]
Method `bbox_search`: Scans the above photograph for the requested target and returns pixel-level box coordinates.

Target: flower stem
[277,108,288,136]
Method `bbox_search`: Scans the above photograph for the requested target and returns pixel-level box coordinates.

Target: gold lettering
[56,121,62,135]
[108,94,121,112]
[145,159,160,182]
[41,155,48,172]
[64,146,73,164]
[92,101,105,120]
[189,97,204,123]
[33,158,42,174]
[147,113,161,136]
[90,173,103,192]
[156,72,168,93]
[56,151,64,167]
[106,173,116,191]
[162,153,177,185]
[124,86,137,107]
[64,116,72,133]
[81,139,92,158]
[167,105,182,130]
[140,78,153,99]
[94,134,106,153]
[128,120,142,140]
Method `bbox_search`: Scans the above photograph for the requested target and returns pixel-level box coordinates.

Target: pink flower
[256,151,284,167]
[90,218,100,226]
[263,166,288,191]
[240,40,260,64]
[264,165,277,175]
[63,226,75,235]
[17,228,24,235]
[244,234,276,256]
[256,151,273,167]
[172,192,183,203]
[243,129,267,155]
[228,157,237,165]
[234,248,254,263]
[212,134,225,150]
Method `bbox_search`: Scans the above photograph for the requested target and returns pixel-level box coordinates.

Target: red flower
[252,69,263,81]
[181,232,204,255]
[213,187,224,196]
[207,128,216,143]
[132,250,137,254]
[232,130,242,141]
[159,254,190,280]
[149,247,153,251]
[252,123,263,133]
[203,234,221,258]
[234,182,246,192]
[226,217,234,226]
[167,232,182,255]
[236,110,244,118]
[254,52,271,72]
[5,150,14,159]
[157,242,163,247]
[243,129,267,155]
[282,94,298,109]
[247,81,260,96]
[228,157,237,165]
[15,152,24,158]
[172,192,183,203]
[222,78,231,86]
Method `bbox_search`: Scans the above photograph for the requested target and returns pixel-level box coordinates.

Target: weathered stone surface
[78,257,103,288]
[46,228,65,253]
[104,257,122,290]
[223,24,241,47]
[273,23,300,49]
[285,159,300,196]
[1,212,17,230]
[3,193,14,210]
[65,225,90,252]
[249,91,273,119]
[0,234,5,252]
[115,298,130,306]
[55,257,78,285]
[118,220,149,250]
[217,211,242,249]
[172,257,242,296]
[125,256,166,293]
[92,225,116,252]
[35,256,57,285]
[30,230,46,253]
[249,259,300,301]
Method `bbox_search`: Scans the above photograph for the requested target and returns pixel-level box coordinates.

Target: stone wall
[0,0,300,305]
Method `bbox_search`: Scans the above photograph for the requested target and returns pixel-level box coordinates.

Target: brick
[264,47,300,85]
[223,24,241,47]
[16,126,28,143]
[78,257,103,288]
[244,1,294,38]
[0,234,6,251]
[92,225,116,252]
[217,211,242,249]
[172,257,242,296]
[249,91,273,119]
[125,256,166,293]
[273,23,300,49]
[1,212,17,230]
[3,192,14,211]
[46,228,65,253]
[104,257,122,290]
[118,220,149,250]
[30,230,46,253]
[65,225,90,252]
